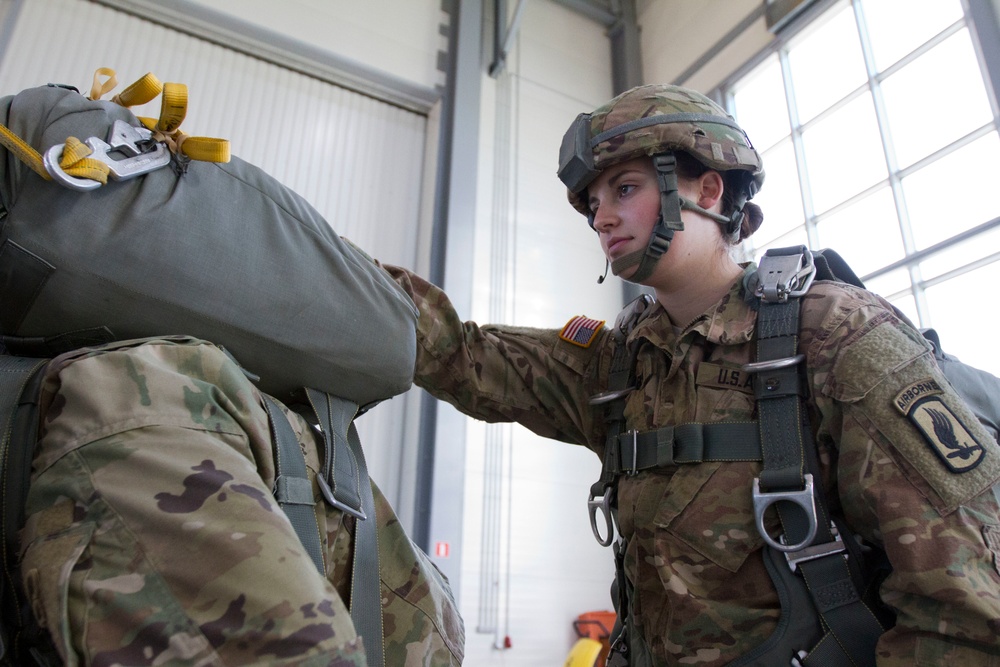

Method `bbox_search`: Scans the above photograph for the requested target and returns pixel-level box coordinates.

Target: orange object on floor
[572,610,617,666]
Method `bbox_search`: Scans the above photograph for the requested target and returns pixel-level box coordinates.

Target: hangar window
[721,0,1000,376]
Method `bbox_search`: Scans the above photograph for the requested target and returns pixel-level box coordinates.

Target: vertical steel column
[413,0,483,600]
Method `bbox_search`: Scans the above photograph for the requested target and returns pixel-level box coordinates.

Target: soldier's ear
[696,170,724,211]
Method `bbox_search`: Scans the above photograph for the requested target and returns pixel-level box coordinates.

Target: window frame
[712,0,1000,330]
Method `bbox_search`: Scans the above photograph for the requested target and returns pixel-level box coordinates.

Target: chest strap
[611,421,761,474]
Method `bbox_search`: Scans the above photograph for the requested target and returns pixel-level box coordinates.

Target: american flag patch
[559,315,605,348]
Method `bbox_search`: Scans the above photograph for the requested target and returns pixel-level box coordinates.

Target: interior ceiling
[550,0,617,26]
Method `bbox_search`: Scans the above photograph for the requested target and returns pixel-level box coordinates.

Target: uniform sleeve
[380,264,610,448]
[804,288,1000,664]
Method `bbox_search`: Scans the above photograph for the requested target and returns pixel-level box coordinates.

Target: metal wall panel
[0,0,429,513]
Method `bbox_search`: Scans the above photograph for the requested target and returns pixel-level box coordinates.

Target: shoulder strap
[262,389,384,667]
[261,395,326,574]
[750,246,888,666]
[587,294,654,547]
[304,388,384,667]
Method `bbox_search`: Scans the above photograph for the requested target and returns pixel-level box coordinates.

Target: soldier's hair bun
[738,203,763,242]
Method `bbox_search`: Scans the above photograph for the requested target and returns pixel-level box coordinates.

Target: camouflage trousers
[18,337,464,666]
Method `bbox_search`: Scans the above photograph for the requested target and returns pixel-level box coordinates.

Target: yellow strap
[176,134,231,162]
[157,82,187,133]
[111,72,162,108]
[0,125,109,184]
[138,115,231,163]
[88,67,118,101]
[114,69,230,163]
[58,136,109,184]
[0,123,51,180]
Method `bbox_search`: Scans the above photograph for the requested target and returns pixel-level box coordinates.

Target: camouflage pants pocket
[21,450,230,667]
[21,518,93,667]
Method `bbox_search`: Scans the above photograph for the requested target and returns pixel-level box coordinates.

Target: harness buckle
[317,474,367,521]
[755,249,816,303]
[742,354,805,374]
[625,430,639,476]
[589,386,636,406]
[783,522,845,572]
[587,491,616,547]
[752,473,818,552]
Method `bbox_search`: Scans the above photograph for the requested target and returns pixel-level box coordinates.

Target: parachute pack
[0,70,417,407]
[0,71,420,666]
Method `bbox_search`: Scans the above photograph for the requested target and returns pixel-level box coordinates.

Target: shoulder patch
[896,379,986,473]
[559,316,605,348]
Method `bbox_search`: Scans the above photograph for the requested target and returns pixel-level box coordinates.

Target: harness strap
[612,421,761,473]
[588,296,653,547]
[752,247,886,666]
[306,390,367,520]
[305,389,384,667]
[261,395,326,574]
[754,297,809,491]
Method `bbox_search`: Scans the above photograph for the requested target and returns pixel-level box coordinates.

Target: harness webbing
[305,389,385,667]
[611,422,760,474]
[262,395,326,574]
[593,246,894,666]
[751,247,888,666]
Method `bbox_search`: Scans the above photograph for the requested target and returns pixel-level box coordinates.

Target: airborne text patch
[895,379,985,473]
[559,316,605,348]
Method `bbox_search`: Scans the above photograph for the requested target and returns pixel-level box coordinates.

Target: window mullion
[854,0,930,324]
[779,46,817,248]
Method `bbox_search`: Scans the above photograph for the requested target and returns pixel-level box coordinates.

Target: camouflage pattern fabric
[383,263,1000,666]
[19,336,464,666]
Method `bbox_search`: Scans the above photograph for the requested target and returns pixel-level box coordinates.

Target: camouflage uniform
[19,336,464,666]
[382,263,1000,666]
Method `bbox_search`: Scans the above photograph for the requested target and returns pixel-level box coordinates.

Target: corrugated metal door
[0,0,429,510]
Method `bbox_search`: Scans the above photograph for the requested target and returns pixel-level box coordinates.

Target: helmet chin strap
[613,153,684,283]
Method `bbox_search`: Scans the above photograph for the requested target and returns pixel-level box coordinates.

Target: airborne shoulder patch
[559,315,605,348]
[894,378,986,473]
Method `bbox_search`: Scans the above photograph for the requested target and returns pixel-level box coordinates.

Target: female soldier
[382,84,1000,665]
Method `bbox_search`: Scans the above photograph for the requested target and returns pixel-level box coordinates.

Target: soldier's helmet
[557,84,765,218]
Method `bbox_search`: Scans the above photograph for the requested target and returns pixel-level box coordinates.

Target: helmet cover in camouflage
[561,84,765,216]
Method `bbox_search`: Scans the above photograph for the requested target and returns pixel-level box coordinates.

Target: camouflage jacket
[384,263,1000,666]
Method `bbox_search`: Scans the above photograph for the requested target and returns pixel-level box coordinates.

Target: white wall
[455,2,624,664]
[639,0,770,91]
[186,0,447,91]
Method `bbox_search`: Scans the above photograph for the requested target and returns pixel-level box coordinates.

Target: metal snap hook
[43,142,102,191]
